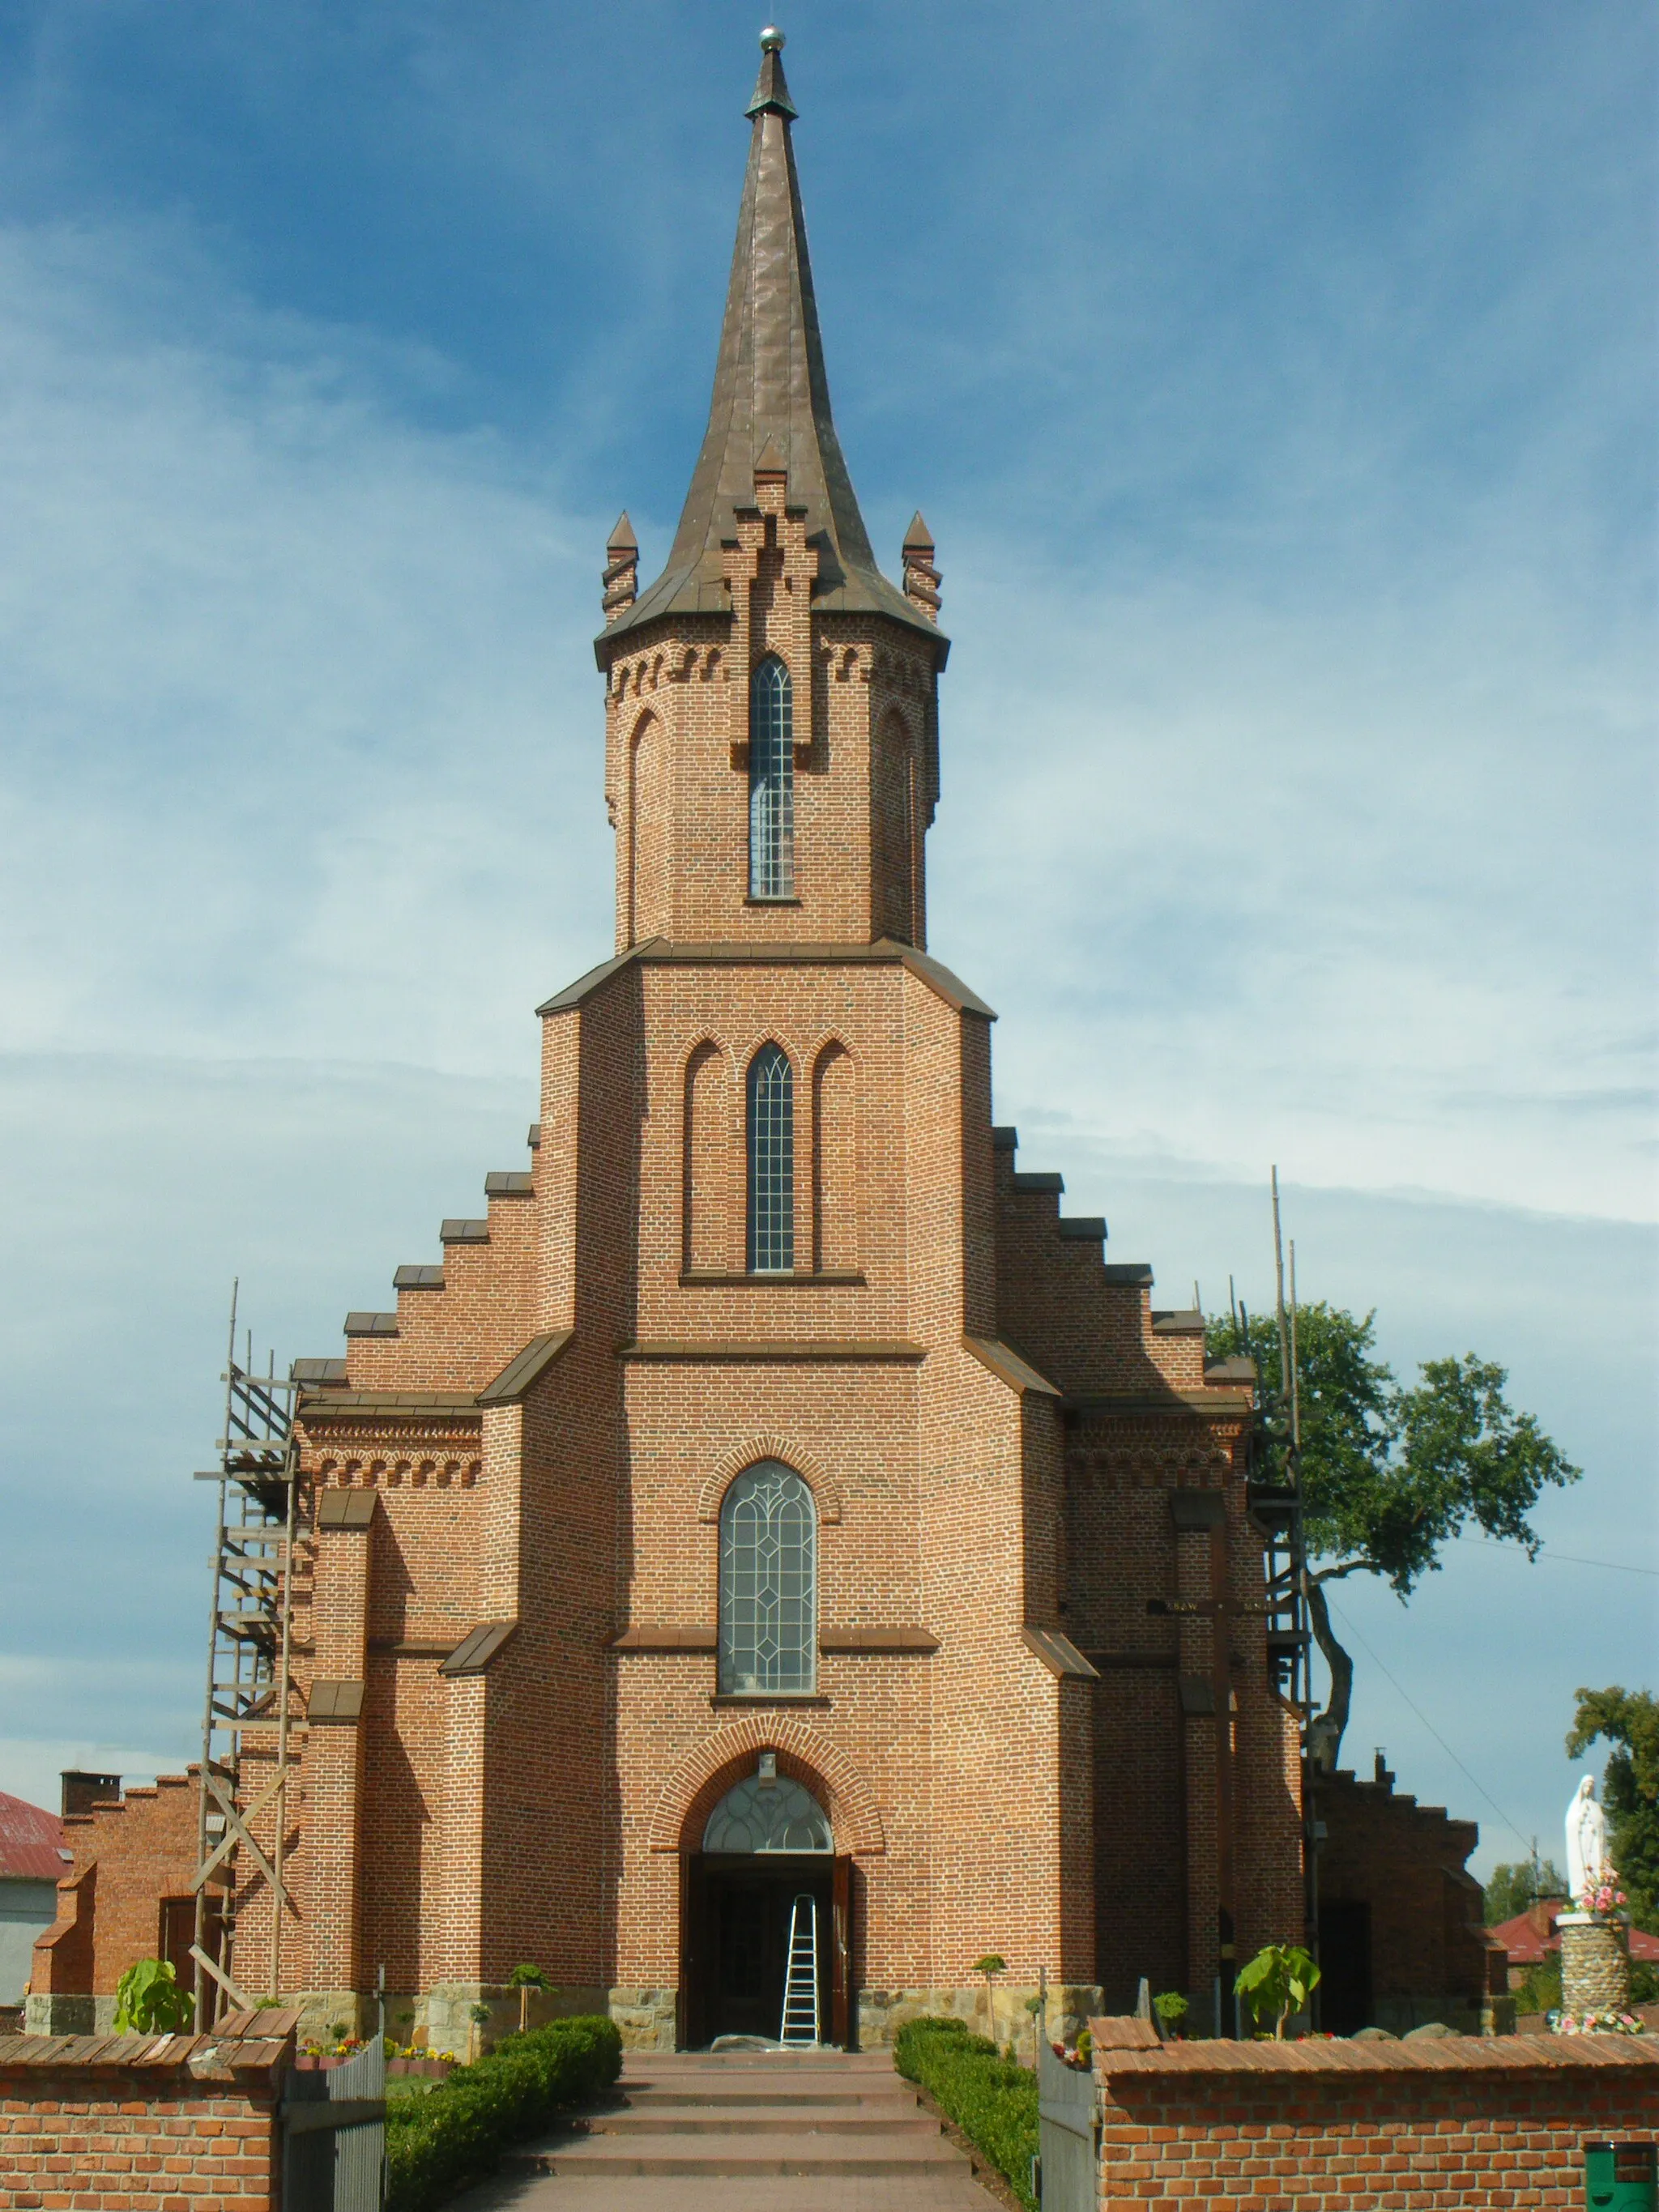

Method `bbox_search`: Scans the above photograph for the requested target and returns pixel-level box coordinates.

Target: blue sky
[0,2,1653,1886]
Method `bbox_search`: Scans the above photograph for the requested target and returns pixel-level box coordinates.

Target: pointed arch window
[719,1461,817,1694]
[747,1044,794,1272]
[748,654,795,897]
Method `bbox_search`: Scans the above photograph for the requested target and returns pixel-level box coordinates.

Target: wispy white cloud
[0,215,611,1077]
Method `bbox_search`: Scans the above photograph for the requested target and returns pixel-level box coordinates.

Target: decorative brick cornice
[648,1717,885,1855]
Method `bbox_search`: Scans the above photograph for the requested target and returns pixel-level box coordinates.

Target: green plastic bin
[1584,2141,1657,2212]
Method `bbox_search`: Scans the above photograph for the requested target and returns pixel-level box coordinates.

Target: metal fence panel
[282,2036,386,2212]
[1037,2032,1097,2212]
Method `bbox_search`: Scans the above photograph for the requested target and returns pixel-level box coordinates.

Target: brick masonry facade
[1311,1763,1509,2037]
[0,2012,290,2212]
[34,38,1307,2053]
[1091,2024,1659,2210]
[29,1774,219,2037]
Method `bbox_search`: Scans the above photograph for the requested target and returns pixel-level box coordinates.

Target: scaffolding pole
[190,1285,300,2020]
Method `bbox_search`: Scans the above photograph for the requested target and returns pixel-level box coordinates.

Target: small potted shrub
[507,1962,551,2035]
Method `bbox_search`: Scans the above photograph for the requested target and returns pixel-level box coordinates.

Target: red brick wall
[0,2021,288,2212]
[1315,1763,1501,2027]
[33,1772,213,2003]
[1094,2031,1659,2210]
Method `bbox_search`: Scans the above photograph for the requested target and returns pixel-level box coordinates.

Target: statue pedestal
[1557,1911,1630,2018]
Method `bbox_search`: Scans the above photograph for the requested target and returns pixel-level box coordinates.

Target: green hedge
[893,2015,1039,2211]
[384,2014,622,2212]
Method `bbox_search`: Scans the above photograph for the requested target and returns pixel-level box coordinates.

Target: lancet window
[718,1461,817,1695]
[748,654,795,897]
[747,1043,795,1272]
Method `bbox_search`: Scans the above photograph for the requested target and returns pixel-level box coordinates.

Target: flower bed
[384,2013,622,2212]
[893,2015,1038,2212]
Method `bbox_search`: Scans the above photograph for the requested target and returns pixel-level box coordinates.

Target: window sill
[680,1270,864,1287]
[710,1693,830,1709]
[744,894,802,906]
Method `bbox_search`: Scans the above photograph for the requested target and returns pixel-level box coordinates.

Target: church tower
[598,29,944,958]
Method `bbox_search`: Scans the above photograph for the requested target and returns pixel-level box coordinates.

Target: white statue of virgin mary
[1565,1773,1608,1900]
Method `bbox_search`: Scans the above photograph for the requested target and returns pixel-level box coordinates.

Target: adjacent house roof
[0,1789,66,1881]
[1491,1898,1659,1965]
[603,32,941,650]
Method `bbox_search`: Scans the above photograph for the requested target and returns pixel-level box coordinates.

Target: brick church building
[36,32,1308,2052]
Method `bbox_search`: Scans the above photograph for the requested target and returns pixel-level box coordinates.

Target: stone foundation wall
[859,1981,1102,2050]
[417,1981,676,2056]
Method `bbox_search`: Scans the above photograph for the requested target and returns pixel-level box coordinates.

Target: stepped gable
[1313,1762,1509,2034]
[315,1132,541,1400]
[31,1771,212,2015]
[990,1125,1250,1405]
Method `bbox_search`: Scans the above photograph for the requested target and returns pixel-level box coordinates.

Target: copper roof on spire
[606,31,942,648]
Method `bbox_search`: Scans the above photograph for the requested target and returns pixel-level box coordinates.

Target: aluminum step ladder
[778,1892,821,2046]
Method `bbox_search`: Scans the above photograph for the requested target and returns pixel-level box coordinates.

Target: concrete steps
[503,2051,982,2189]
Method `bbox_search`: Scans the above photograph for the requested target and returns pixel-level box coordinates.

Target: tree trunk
[1303,1571,1354,1768]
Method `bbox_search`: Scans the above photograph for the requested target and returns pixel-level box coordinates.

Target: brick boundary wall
[0,2008,295,2212]
[1091,2021,1659,2210]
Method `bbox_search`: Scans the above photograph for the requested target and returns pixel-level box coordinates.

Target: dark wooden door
[1318,1899,1372,2035]
[684,1857,837,2045]
[830,1856,852,2047]
[159,1898,194,1988]
[681,1855,709,2050]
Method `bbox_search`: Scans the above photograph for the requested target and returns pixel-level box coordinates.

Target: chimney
[62,1771,122,1818]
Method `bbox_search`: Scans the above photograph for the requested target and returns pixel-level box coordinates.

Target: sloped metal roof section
[603,34,944,651]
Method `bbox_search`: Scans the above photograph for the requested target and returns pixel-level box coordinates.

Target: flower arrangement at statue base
[1554,2010,1646,2036]
[1577,1871,1628,1916]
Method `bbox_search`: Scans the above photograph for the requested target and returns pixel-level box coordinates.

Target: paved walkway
[445,2048,1006,2210]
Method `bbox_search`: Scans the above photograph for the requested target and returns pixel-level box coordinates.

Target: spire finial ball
[760,26,786,52]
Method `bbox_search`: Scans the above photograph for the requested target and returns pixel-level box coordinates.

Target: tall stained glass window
[719,1462,817,1694]
[747,1043,794,1272]
[748,654,794,897]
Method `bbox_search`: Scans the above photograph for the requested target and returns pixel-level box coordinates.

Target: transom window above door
[703,1773,832,1853]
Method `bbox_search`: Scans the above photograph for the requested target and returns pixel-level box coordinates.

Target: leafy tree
[1566,1686,1659,1927]
[1209,1302,1579,1765]
[1483,1859,1567,1923]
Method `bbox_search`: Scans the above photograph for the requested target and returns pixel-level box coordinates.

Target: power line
[1465,1538,1659,1580]
[1327,1595,1531,1852]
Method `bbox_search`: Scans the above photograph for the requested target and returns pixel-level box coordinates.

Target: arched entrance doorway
[682,1762,851,2048]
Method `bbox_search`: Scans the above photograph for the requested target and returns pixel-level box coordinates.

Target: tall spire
[609,28,937,643]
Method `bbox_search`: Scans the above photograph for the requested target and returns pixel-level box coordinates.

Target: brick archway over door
[649,1718,885,1856]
